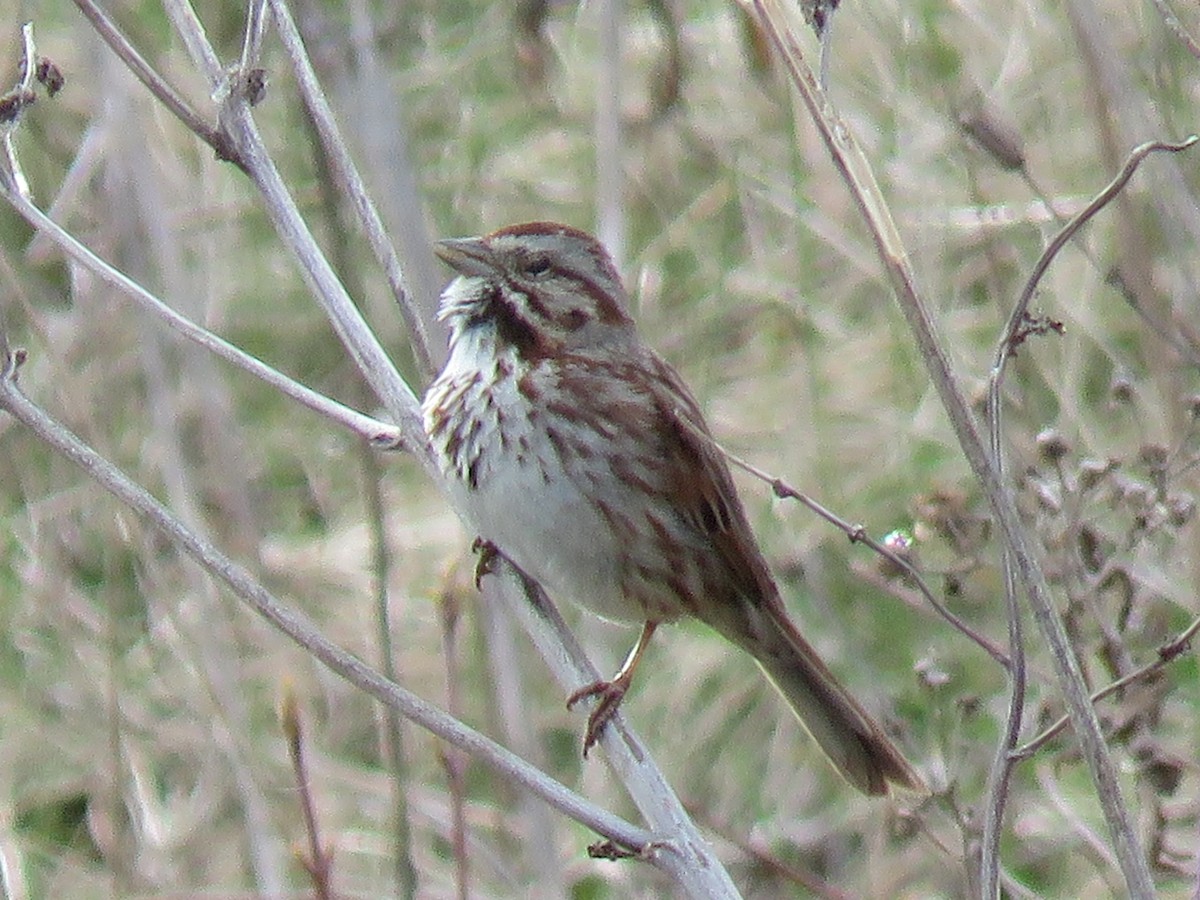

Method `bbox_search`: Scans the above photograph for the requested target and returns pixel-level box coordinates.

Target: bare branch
[749,0,1160,895]
[995,137,1198,371]
[1147,0,1200,60]
[0,351,656,860]
[693,418,1011,670]
[268,0,437,381]
[1014,612,1200,759]
[980,135,1197,900]
[70,0,244,166]
[0,180,399,447]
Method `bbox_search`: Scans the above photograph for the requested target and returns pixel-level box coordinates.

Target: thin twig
[281,691,335,900]
[708,427,1010,669]
[360,447,418,898]
[1147,0,1200,60]
[593,0,624,269]
[0,351,658,859]
[976,479,1026,900]
[438,589,470,900]
[269,0,438,382]
[1014,613,1200,758]
[239,0,270,75]
[979,136,1197,900]
[0,180,400,447]
[69,0,244,166]
[996,137,1198,361]
[480,558,743,898]
[213,52,426,446]
[302,80,420,893]
[0,23,38,197]
[750,1,1161,895]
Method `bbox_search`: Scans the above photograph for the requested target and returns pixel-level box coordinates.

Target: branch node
[2,346,26,381]
[587,839,641,861]
[1158,636,1190,663]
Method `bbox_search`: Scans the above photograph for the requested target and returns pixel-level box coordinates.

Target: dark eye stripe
[571,271,630,325]
[514,269,629,329]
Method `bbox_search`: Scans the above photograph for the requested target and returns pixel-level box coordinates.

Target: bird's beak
[434,237,496,277]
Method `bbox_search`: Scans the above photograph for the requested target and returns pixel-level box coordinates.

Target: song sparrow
[422,222,922,795]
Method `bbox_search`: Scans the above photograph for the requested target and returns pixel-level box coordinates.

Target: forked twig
[0,349,657,862]
[979,135,1197,900]
[0,180,399,447]
[995,137,1198,367]
[1014,613,1200,759]
[688,418,1011,670]
[268,0,438,381]
[749,0,1176,895]
[70,0,244,166]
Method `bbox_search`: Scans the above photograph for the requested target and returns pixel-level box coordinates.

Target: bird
[422,221,922,795]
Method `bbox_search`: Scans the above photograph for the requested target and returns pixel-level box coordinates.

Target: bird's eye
[521,255,552,277]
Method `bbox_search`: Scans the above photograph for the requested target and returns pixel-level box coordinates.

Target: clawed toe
[567,679,629,756]
[471,537,500,588]
[564,622,657,757]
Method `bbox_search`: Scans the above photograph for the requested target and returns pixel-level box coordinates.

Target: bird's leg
[567,621,658,756]
[471,537,500,588]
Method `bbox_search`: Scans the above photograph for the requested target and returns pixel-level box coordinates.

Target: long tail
[733,598,924,796]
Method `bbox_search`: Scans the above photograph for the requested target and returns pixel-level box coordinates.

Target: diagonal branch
[70,0,244,167]
[750,0,1168,895]
[979,135,1197,900]
[0,349,656,862]
[0,178,398,447]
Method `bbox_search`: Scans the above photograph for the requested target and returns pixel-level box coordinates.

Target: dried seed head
[1036,429,1071,463]
[1109,370,1134,404]
[1167,493,1196,527]
[915,656,952,689]
[1139,443,1169,471]
[1078,457,1119,492]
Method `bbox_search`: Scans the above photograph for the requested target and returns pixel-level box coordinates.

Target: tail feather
[737,599,924,796]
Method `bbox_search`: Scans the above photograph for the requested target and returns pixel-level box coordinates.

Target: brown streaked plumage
[422,222,923,795]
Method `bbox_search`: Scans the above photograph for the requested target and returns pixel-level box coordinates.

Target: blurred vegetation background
[0,0,1198,896]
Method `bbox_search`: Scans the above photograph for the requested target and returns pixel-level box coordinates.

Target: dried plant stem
[593,0,625,269]
[751,0,1161,895]
[282,692,335,900]
[6,9,742,889]
[715,434,1010,669]
[481,561,741,898]
[1147,0,1200,59]
[1015,612,1200,758]
[360,448,419,899]
[979,136,1197,900]
[70,0,243,166]
[0,353,657,860]
[438,590,471,900]
[0,181,397,445]
[269,0,437,381]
